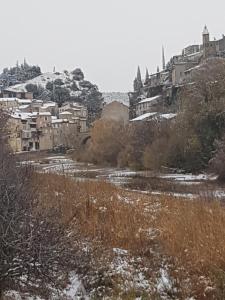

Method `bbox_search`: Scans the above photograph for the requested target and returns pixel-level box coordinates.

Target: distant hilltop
[0,62,129,110]
[0,64,103,124]
[102,92,129,106]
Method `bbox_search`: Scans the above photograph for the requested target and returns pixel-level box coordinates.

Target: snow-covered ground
[4,273,88,299]
[5,71,84,98]
[160,173,217,181]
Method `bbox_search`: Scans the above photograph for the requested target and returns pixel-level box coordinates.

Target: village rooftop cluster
[0,88,87,152]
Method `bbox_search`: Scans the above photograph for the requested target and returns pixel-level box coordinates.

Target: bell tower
[203,25,209,45]
[203,25,210,58]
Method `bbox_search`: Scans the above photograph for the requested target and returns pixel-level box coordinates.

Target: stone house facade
[101,101,129,124]
[4,99,88,153]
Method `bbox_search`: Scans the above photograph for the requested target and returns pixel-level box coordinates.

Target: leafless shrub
[209,136,225,182]
[0,111,79,297]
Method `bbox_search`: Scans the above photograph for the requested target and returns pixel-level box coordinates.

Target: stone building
[7,112,53,152]
[0,88,33,100]
[4,98,88,153]
[0,98,19,111]
[59,102,88,133]
[129,26,225,119]
[101,101,129,124]
[135,96,162,116]
[51,119,79,149]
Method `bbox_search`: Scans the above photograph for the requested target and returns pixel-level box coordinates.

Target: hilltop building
[129,26,225,119]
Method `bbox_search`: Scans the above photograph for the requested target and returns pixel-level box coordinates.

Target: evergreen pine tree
[137,66,142,83]
[134,66,143,92]
[145,68,149,84]
[133,78,139,92]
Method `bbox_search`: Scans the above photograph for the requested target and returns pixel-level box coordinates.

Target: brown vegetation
[35,173,156,252]
[34,172,225,298]
[76,118,157,169]
[158,198,225,299]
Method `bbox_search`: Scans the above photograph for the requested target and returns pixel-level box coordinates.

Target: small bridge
[77,131,91,149]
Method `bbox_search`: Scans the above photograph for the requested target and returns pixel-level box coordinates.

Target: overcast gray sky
[0,0,224,92]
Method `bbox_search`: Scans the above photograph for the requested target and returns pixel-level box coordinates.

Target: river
[19,154,225,200]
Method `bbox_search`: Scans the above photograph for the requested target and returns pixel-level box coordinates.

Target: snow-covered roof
[138,95,161,104]
[184,65,201,73]
[186,51,202,58]
[10,112,32,120]
[159,113,177,120]
[33,99,43,104]
[59,111,72,115]
[19,105,30,109]
[70,107,82,111]
[52,119,65,124]
[33,112,51,117]
[52,118,70,124]
[131,112,157,121]
[17,99,32,104]
[42,102,56,108]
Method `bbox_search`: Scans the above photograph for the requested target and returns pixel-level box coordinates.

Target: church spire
[203,25,209,35]
[162,46,166,70]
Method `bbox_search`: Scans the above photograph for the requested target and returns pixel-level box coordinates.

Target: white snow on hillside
[103,92,129,106]
[5,71,82,96]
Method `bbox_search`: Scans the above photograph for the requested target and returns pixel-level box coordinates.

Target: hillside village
[1,26,225,156]
[2,95,87,152]
[0,68,101,153]
[129,26,225,120]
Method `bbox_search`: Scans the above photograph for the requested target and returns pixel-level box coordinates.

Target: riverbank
[6,170,225,299]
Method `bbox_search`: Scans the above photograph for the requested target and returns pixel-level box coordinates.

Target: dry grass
[34,173,158,253]
[33,173,225,298]
[158,198,225,298]
[159,199,225,271]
